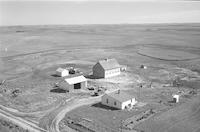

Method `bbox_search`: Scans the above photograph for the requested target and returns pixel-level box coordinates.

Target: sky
[0,0,200,26]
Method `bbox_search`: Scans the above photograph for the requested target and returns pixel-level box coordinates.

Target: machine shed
[58,74,87,91]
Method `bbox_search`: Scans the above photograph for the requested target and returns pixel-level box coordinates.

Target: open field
[0,24,200,132]
[135,94,200,132]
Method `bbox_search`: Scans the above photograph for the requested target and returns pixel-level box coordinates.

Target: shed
[173,94,180,103]
[140,65,147,69]
[56,68,69,77]
[93,58,121,78]
[101,90,137,110]
[58,74,87,91]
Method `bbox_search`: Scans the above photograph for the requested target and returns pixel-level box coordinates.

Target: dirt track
[0,109,47,132]
[137,46,200,61]
[39,96,101,132]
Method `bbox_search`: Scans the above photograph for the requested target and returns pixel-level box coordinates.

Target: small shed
[58,74,87,91]
[101,90,137,110]
[120,65,127,71]
[93,58,121,78]
[173,94,180,103]
[56,68,69,77]
[66,67,77,74]
[140,65,147,69]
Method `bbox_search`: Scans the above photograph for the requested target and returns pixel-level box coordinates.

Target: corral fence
[63,115,118,132]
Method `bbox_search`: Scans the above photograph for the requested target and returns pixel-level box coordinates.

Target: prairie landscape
[0,24,200,132]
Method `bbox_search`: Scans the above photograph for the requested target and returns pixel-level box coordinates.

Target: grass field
[0,24,200,132]
[135,94,200,132]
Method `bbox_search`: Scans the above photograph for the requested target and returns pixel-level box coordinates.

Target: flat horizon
[1,22,200,27]
[1,1,200,26]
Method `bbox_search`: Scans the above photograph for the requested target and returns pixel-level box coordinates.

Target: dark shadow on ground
[84,75,102,79]
[167,100,176,104]
[51,74,61,77]
[16,30,25,33]
[168,100,176,103]
[50,88,67,93]
[91,102,119,110]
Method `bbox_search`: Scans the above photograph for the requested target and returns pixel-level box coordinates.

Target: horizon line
[1,22,200,27]
[1,0,200,2]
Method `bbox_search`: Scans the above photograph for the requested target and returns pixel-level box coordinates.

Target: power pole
[138,83,142,101]
[139,65,146,101]
[149,81,152,88]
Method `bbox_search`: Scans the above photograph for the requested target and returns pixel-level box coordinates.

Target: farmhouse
[93,58,121,78]
[101,90,137,110]
[58,74,87,91]
[56,68,69,77]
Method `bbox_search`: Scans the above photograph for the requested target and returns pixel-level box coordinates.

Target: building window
[106,99,109,104]
[114,102,117,105]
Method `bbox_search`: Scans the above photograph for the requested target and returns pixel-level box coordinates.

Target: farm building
[120,65,127,71]
[56,68,69,77]
[101,90,137,110]
[58,74,87,91]
[93,58,121,78]
[173,94,180,103]
[66,67,77,74]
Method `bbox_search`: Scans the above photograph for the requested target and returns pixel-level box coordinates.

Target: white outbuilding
[56,68,69,77]
[58,74,87,92]
[93,58,121,78]
[173,94,180,103]
[101,90,137,110]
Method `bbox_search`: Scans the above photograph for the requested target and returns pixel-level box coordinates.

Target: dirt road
[39,96,101,132]
[0,97,73,132]
[39,88,118,132]
[0,97,65,121]
[0,109,47,132]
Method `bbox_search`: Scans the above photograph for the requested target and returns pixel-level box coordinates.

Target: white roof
[104,90,135,102]
[173,94,180,98]
[56,68,67,72]
[65,75,87,85]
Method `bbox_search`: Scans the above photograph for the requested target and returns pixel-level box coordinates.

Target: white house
[58,74,87,92]
[101,90,137,110]
[56,68,69,77]
[93,58,121,78]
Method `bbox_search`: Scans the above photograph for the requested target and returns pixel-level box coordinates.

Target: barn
[93,58,121,78]
[101,90,137,110]
[56,68,69,77]
[58,74,87,92]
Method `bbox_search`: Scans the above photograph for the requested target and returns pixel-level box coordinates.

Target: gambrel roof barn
[93,58,121,78]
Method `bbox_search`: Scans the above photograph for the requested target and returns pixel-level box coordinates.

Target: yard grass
[64,102,150,131]
[135,95,200,132]
[62,88,177,131]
